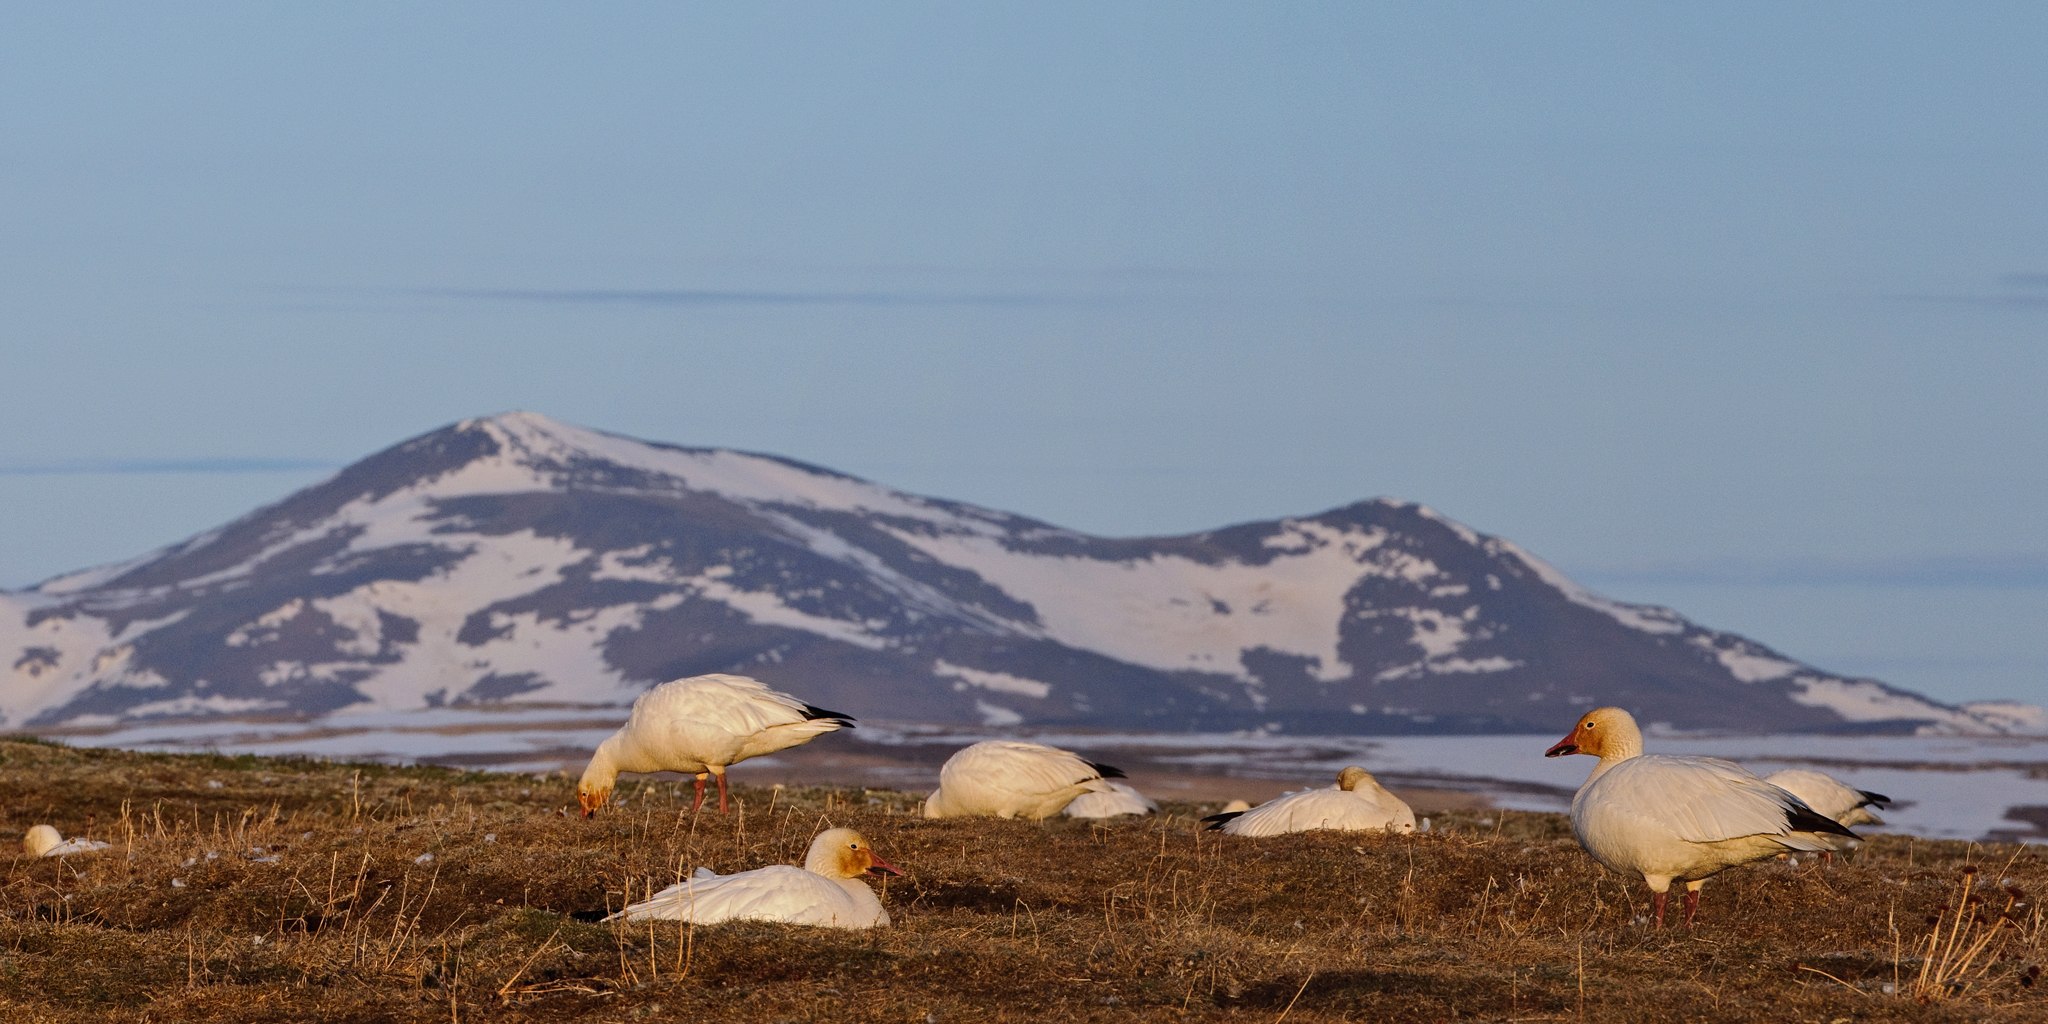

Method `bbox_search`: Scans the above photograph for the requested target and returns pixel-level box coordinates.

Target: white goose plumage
[1201,766,1416,836]
[23,825,109,858]
[608,827,900,928]
[1764,768,1890,860]
[922,740,1125,820]
[1062,780,1159,819]
[1762,769,1890,828]
[1545,707,1858,928]
[578,673,853,815]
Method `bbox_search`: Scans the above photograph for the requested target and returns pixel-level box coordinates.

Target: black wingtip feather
[802,704,857,727]
[1859,790,1892,808]
[1786,801,1861,839]
[1089,761,1127,780]
[1199,811,1243,831]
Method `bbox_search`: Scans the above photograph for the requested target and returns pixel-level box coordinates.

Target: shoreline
[25,713,2048,841]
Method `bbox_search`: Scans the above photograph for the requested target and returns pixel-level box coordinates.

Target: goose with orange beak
[1545,706,1856,928]
[607,827,902,928]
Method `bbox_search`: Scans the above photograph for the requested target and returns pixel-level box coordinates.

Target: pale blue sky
[3,4,2044,707]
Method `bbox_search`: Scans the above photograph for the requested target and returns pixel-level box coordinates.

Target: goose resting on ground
[23,825,109,857]
[922,740,1125,820]
[607,827,900,928]
[1545,707,1858,928]
[1200,766,1416,836]
[1062,780,1159,818]
[578,673,854,816]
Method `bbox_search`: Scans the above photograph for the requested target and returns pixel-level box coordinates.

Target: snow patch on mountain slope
[934,660,1053,699]
[1691,635,1800,683]
[1789,675,1982,730]
[974,700,1025,726]
[318,530,602,709]
[35,542,193,595]
[118,694,283,719]
[890,520,1380,683]
[592,546,681,584]
[1490,539,1687,635]
[1961,701,2048,736]
[449,600,661,701]
[474,413,1009,533]
[678,567,891,650]
[1,595,132,725]
[1411,503,1484,546]
[1430,655,1521,675]
[1376,606,1478,659]
[760,512,1020,633]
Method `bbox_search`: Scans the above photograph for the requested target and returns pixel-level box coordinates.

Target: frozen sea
[35,709,2048,844]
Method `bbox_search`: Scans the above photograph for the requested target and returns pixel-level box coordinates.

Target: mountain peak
[457,410,614,458]
[2,416,2028,735]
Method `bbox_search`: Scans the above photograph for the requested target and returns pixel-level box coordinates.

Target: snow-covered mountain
[0,412,2020,734]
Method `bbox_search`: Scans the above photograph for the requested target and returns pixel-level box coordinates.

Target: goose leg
[1682,881,1704,927]
[1651,891,1667,929]
[714,768,729,812]
[690,773,708,812]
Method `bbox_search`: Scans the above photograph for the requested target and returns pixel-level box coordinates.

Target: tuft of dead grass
[1889,854,2044,1003]
[1,736,2043,1022]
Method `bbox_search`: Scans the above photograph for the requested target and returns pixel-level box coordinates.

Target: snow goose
[1764,768,1890,861]
[1545,707,1858,927]
[1200,766,1416,836]
[922,740,1125,820]
[1762,769,1889,828]
[607,827,900,927]
[23,825,110,857]
[1062,780,1159,818]
[578,673,854,815]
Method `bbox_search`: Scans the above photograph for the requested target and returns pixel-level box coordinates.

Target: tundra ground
[1,737,2042,1022]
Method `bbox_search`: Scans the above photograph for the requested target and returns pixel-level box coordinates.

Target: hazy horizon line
[0,458,340,477]
[1576,553,2048,590]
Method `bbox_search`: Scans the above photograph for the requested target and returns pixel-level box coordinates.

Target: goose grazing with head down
[578,673,854,816]
[1545,707,1858,928]
[23,825,109,858]
[1062,780,1159,819]
[1200,766,1416,836]
[922,740,1125,820]
[608,827,901,927]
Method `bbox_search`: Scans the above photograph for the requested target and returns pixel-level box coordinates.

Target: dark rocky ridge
[0,412,2009,735]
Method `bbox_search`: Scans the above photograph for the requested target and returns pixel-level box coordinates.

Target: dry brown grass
[3,735,2044,1022]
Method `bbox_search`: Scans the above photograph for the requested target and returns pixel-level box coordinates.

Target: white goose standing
[608,827,901,928]
[1545,707,1858,928]
[1200,766,1416,836]
[578,673,854,815]
[922,740,1125,820]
